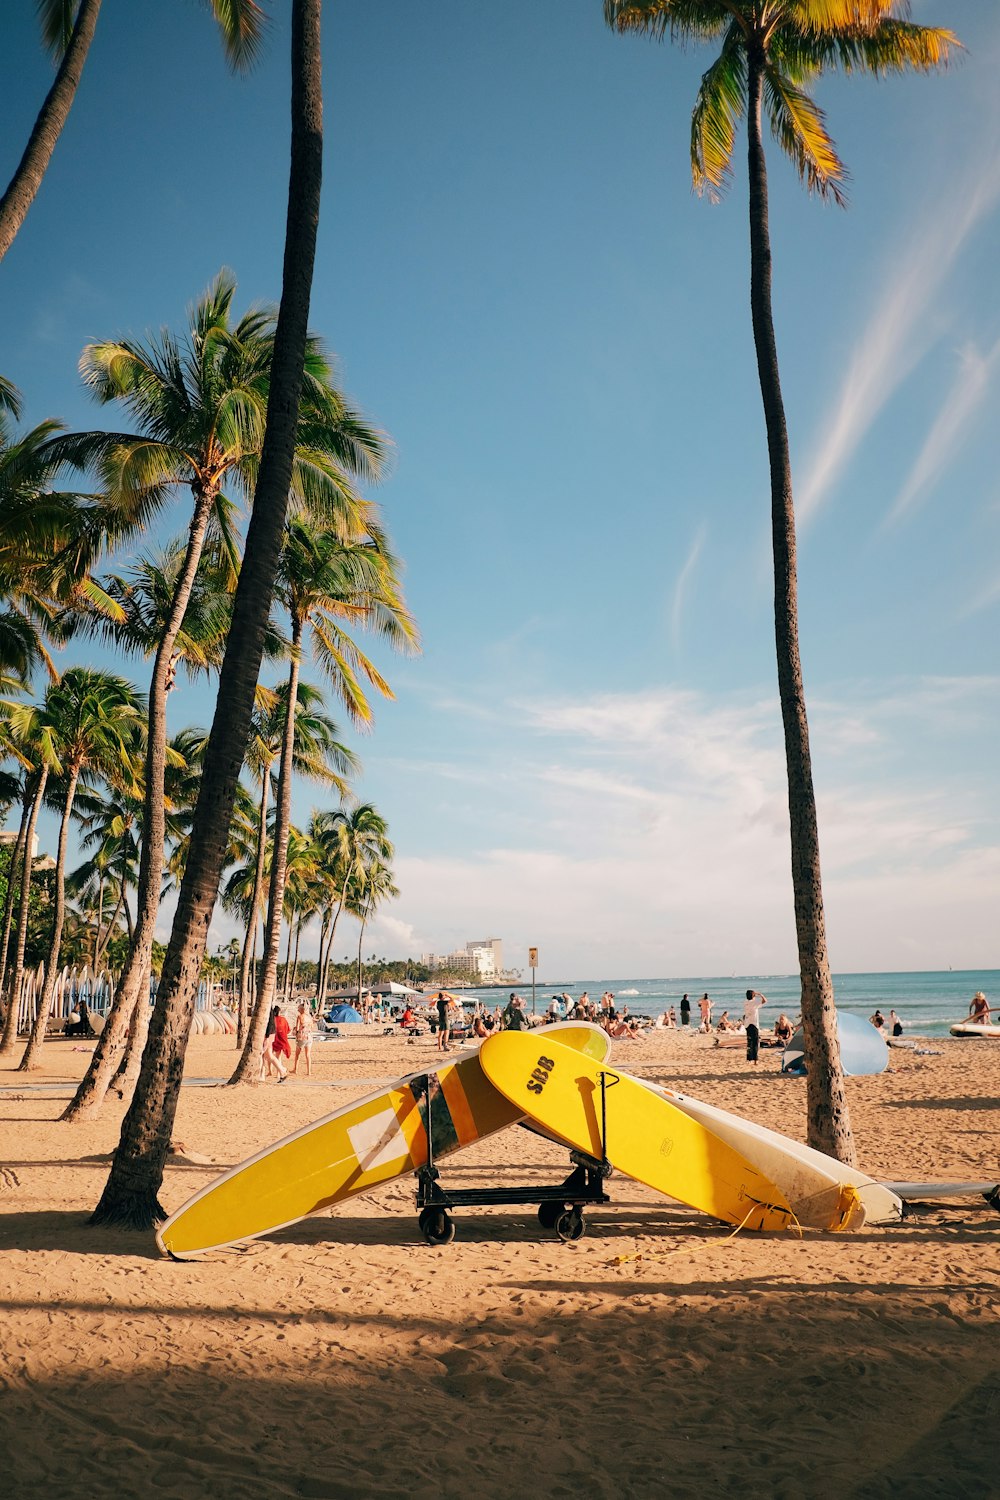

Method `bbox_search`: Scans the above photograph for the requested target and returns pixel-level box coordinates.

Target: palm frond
[763,63,848,202]
[691,25,747,200]
[780,18,960,76]
[605,1,733,45]
[210,0,268,72]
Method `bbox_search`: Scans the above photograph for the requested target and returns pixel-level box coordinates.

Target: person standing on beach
[272,1007,292,1078]
[261,1005,289,1082]
[503,994,530,1031]
[680,994,690,1027]
[889,1009,903,1038]
[698,993,712,1032]
[743,989,768,1064]
[435,991,452,1051]
[290,1000,313,1076]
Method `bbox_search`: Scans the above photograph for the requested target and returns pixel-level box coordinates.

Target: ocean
[462,970,998,1038]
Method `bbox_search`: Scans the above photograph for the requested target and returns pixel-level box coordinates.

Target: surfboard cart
[414,1070,616,1245]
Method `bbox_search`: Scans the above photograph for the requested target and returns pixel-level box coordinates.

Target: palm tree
[68,274,282,1083]
[0,716,57,1057]
[234,681,358,1045]
[93,0,329,1229]
[0,771,34,1004]
[69,271,385,1117]
[1,377,124,683]
[314,803,393,1008]
[60,539,232,1122]
[228,515,415,1083]
[278,824,321,999]
[68,780,145,967]
[0,1,265,265]
[349,854,398,1004]
[604,0,957,1160]
[9,668,144,1070]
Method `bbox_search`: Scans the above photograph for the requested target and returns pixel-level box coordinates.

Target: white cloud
[151,675,1000,978]
[379,676,999,974]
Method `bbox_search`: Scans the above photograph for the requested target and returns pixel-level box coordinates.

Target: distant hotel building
[422,937,504,980]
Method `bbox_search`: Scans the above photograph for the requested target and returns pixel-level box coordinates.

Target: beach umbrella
[781,1011,888,1078]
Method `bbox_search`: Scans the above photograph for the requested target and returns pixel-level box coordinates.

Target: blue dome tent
[326,1003,363,1024]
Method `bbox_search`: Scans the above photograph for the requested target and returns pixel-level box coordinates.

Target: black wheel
[537,1200,563,1230]
[419,1207,455,1245]
[555,1208,585,1242]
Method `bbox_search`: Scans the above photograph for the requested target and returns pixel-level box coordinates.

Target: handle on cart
[422,1074,434,1171]
[597,1069,619,1169]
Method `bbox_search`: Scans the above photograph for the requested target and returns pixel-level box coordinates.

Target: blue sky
[2,2,998,978]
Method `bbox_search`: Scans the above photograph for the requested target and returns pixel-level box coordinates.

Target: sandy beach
[2,1024,998,1499]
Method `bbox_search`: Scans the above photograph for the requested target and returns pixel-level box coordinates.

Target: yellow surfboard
[156,1021,610,1258]
[480,1032,793,1232]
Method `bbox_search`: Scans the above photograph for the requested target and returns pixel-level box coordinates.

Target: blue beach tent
[325,1003,363,1024]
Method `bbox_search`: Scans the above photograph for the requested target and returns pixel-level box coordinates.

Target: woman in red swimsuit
[261,1005,291,1081]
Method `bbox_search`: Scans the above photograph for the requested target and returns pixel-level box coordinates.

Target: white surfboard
[881,1180,1000,1203]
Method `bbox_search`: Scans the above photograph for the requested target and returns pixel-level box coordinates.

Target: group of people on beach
[250,984,991,1081]
[659,989,795,1063]
[260,1000,314,1082]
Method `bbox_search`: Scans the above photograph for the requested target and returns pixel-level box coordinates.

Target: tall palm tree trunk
[63,488,216,1121]
[320,899,345,1004]
[92,874,106,965]
[236,779,270,1047]
[19,768,79,1070]
[92,0,323,1228]
[315,911,329,1004]
[289,914,303,996]
[230,622,303,1084]
[281,922,294,999]
[0,765,48,1056]
[746,56,854,1165]
[0,788,32,1005]
[111,961,153,1097]
[356,913,368,1002]
[0,0,102,264]
[93,879,126,970]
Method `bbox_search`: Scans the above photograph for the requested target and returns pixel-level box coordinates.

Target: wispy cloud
[797,150,1000,525]
[670,523,707,655]
[887,337,1000,526]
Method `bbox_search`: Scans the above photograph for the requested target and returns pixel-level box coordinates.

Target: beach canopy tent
[326,1003,363,1024]
[389,981,421,996]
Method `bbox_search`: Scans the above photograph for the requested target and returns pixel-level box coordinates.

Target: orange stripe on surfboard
[438,1064,479,1146]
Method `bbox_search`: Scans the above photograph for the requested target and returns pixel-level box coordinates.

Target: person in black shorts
[435,991,452,1051]
[742,989,768,1064]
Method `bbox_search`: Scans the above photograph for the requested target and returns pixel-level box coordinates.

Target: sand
[1,1023,998,1499]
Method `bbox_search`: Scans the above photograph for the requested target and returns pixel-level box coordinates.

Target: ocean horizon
[463,969,998,1039]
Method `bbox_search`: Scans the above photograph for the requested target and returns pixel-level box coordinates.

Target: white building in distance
[421,937,505,980]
